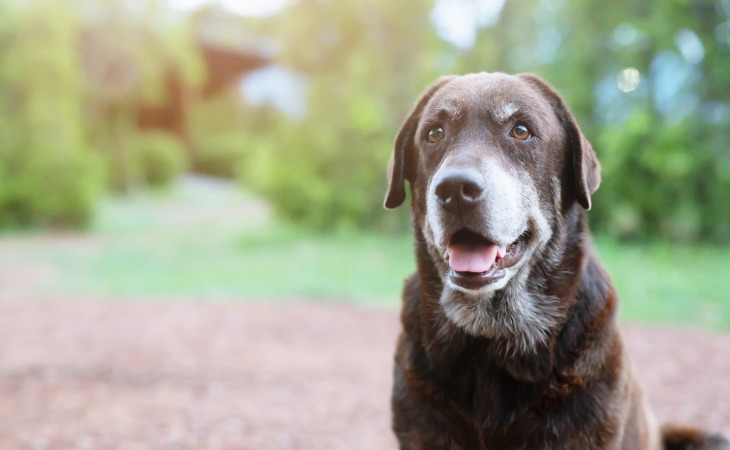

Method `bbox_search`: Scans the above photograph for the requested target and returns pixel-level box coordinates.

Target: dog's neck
[411,204,618,383]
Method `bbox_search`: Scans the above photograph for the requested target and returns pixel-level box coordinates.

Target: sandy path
[0,300,727,449]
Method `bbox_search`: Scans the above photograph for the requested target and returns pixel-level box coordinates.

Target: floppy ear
[384,76,456,209]
[517,73,601,210]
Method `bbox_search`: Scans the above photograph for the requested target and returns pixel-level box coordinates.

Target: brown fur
[385,72,728,450]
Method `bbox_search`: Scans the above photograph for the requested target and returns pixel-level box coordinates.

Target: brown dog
[384,72,729,450]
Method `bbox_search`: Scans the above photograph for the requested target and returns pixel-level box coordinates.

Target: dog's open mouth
[444,228,529,290]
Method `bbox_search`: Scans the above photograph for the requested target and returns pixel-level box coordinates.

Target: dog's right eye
[427,127,445,143]
[510,124,531,140]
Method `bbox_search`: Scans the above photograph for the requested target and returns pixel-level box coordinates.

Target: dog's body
[385,73,728,450]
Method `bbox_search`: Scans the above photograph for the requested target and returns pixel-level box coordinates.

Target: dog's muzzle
[433,169,531,290]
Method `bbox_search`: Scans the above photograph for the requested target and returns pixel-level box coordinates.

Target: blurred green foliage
[81,0,203,193]
[0,0,728,241]
[0,0,101,228]
[187,94,253,178]
[132,131,188,188]
[237,0,445,230]
[0,0,202,226]
[236,0,730,240]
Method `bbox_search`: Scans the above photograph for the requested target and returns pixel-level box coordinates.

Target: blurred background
[1,0,729,447]
[0,0,728,327]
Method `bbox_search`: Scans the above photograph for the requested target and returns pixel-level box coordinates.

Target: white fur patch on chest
[439,273,561,355]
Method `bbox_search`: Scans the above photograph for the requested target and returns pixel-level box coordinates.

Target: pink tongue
[448,243,500,273]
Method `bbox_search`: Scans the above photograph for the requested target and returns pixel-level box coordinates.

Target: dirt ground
[0,300,728,450]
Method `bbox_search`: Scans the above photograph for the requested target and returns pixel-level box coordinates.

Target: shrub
[0,145,101,228]
[131,131,188,188]
[591,112,730,242]
[238,116,401,231]
[193,131,249,179]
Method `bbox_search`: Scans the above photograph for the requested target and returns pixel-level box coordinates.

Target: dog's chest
[436,347,603,449]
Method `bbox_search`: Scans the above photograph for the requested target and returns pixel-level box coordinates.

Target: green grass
[0,180,728,329]
[594,236,730,330]
[50,225,415,305]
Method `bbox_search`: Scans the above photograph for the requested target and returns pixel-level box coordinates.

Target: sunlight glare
[431,0,507,49]
[166,0,208,11]
[166,0,290,16]
[220,0,290,17]
[617,67,640,93]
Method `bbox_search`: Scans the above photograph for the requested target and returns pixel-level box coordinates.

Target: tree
[0,0,100,227]
[239,0,447,229]
[78,0,204,192]
[239,0,730,241]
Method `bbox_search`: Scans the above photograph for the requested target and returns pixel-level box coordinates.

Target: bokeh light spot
[617,67,640,93]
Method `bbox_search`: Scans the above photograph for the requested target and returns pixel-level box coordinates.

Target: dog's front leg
[391,334,483,450]
[391,359,464,450]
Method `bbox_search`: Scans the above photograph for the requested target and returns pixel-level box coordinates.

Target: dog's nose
[434,171,486,212]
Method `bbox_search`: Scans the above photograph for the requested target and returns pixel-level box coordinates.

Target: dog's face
[385,73,601,347]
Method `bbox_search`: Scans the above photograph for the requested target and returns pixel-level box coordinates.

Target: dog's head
[385,73,601,349]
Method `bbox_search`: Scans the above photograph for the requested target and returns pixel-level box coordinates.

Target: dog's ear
[518,73,601,210]
[384,76,455,209]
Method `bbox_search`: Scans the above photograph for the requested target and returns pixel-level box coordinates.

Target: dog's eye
[511,124,531,140]
[427,127,445,143]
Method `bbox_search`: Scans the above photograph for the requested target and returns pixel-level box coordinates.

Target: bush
[193,131,249,178]
[239,117,400,231]
[0,146,101,228]
[0,0,102,229]
[226,0,730,241]
[591,112,730,242]
[131,131,188,188]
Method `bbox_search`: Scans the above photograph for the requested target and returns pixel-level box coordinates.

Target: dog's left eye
[511,124,531,140]
[427,127,445,143]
